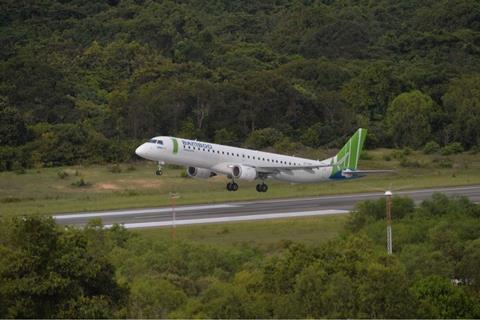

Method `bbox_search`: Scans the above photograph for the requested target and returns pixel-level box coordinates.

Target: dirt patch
[96,183,121,190]
[117,179,165,189]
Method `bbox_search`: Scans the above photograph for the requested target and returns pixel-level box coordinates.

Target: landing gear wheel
[155,169,163,176]
[261,184,268,192]
[227,182,238,191]
[256,183,268,192]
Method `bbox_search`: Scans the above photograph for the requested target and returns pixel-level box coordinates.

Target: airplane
[135,128,387,192]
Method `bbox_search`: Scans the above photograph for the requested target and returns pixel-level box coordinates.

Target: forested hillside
[1,0,480,169]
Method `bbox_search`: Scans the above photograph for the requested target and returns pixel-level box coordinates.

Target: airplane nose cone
[135,144,147,158]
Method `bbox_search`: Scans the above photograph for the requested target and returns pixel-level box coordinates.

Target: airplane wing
[248,163,336,175]
[220,163,336,176]
[348,169,395,174]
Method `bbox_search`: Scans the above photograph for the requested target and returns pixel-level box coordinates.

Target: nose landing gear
[256,183,268,192]
[227,182,239,191]
[155,162,164,176]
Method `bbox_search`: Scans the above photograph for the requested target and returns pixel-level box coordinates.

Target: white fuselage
[135,136,336,183]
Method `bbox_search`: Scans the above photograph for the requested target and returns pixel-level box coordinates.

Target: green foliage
[57,170,69,179]
[347,196,415,232]
[273,137,301,154]
[129,277,187,318]
[411,276,475,318]
[71,178,90,187]
[3,193,480,318]
[386,90,438,148]
[0,1,479,168]
[424,141,441,154]
[244,128,283,149]
[458,239,480,293]
[0,106,28,146]
[342,62,402,119]
[0,216,128,318]
[441,142,464,155]
[214,128,237,146]
[443,74,480,148]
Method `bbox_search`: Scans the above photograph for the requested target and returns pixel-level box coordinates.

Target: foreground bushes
[1,194,480,318]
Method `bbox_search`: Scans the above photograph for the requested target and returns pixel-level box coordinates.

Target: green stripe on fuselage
[172,138,178,154]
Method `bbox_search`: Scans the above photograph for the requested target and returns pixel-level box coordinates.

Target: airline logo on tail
[330,128,367,179]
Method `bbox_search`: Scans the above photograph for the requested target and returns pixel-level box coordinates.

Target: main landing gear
[155,162,163,176]
[226,181,239,192]
[256,183,268,193]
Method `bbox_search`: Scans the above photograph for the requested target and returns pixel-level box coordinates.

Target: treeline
[1,0,480,170]
[1,193,480,318]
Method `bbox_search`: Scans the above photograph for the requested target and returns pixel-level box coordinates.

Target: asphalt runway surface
[53,185,480,229]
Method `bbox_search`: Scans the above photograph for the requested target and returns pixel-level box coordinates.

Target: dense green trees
[1,194,480,318]
[0,217,128,318]
[387,90,438,148]
[1,0,480,170]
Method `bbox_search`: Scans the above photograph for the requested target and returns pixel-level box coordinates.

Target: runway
[53,185,480,229]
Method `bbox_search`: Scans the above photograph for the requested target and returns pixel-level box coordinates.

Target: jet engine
[232,165,257,181]
[187,167,215,179]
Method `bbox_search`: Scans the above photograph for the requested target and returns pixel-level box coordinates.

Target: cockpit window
[157,140,163,145]
[148,139,157,143]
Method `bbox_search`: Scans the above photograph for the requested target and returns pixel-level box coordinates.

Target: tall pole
[170,192,180,240]
[385,190,393,255]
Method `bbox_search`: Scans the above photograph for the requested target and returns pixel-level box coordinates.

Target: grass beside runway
[1,148,480,216]
[134,214,350,250]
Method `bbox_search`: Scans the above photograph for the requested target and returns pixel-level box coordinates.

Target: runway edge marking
[104,209,349,229]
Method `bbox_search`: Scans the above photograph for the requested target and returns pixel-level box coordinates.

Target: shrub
[391,150,405,160]
[423,141,440,154]
[400,158,424,168]
[57,170,69,179]
[441,143,463,155]
[108,164,122,173]
[433,157,453,168]
[402,147,412,156]
[244,128,283,149]
[273,137,301,154]
[71,178,90,187]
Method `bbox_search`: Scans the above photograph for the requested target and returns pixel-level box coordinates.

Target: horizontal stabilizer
[341,169,395,178]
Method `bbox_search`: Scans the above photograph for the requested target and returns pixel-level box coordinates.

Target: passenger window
[157,140,163,145]
[148,139,157,143]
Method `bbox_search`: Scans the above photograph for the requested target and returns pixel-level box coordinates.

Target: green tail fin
[334,128,367,171]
